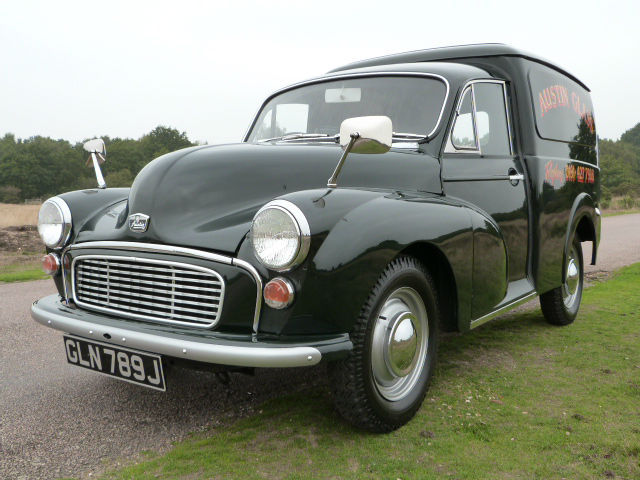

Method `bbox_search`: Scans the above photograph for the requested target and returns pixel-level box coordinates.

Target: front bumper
[32,294,352,368]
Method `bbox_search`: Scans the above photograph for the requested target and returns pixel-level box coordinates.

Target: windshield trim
[242,72,451,143]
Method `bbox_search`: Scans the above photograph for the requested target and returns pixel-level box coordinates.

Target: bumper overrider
[32,294,352,367]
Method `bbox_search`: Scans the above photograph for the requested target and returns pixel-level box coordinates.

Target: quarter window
[451,88,477,149]
[449,81,512,156]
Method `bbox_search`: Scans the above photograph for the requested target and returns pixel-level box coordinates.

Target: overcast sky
[1,0,638,145]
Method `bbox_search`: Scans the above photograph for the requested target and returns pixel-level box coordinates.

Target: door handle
[508,168,524,186]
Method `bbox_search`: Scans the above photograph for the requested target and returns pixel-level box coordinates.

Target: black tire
[328,256,439,432]
[540,238,584,326]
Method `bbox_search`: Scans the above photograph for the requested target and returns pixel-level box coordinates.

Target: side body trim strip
[470,292,537,329]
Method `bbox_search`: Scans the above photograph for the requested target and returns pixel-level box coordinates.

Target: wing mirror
[83,138,107,189]
[328,116,392,188]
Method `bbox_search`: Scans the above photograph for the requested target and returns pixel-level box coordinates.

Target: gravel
[1,213,638,479]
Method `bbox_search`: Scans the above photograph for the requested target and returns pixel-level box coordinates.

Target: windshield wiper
[259,131,425,144]
[392,132,426,140]
[258,133,339,143]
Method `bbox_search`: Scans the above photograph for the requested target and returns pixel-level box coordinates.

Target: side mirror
[328,116,392,188]
[83,138,106,156]
[83,138,107,189]
[339,116,392,154]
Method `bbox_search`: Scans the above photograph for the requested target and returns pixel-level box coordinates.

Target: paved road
[1,214,639,480]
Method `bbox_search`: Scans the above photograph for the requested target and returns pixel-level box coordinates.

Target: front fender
[281,189,475,333]
[58,188,131,244]
[50,188,129,296]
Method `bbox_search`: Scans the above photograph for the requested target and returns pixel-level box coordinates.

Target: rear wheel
[540,238,583,326]
[328,256,439,432]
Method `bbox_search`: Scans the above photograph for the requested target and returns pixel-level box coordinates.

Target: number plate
[63,335,166,391]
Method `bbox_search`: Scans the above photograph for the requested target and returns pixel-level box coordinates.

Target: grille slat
[77,283,220,308]
[77,265,221,286]
[77,289,219,315]
[73,256,225,328]
[76,277,219,300]
[78,260,222,279]
[76,269,221,292]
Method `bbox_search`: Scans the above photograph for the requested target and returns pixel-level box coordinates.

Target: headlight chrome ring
[37,196,72,249]
[251,199,310,271]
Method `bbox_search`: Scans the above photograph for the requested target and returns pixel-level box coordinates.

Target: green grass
[604,208,640,217]
[100,265,640,480]
[0,258,47,282]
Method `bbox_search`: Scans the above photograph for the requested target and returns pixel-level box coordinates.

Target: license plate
[63,335,166,391]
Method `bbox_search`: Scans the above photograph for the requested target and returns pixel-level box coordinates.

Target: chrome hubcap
[387,313,418,377]
[563,245,580,308]
[371,287,429,402]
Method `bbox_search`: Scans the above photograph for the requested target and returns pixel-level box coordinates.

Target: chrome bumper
[31,294,341,368]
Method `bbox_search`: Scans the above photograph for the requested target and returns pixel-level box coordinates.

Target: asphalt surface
[1,213,639,480]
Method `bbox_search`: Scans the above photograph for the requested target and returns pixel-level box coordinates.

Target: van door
[441,80,529,319]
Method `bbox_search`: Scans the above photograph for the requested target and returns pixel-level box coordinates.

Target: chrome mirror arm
[327,133,360,189]
[90,152,107,189]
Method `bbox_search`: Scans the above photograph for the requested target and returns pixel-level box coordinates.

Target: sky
[1,0,638,145]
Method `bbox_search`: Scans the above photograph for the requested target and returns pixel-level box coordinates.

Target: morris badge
[128,213,150,232]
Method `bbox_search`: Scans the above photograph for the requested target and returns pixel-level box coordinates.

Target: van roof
[329,43,589,91]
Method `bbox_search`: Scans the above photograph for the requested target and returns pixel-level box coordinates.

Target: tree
[0,126,195,200]
[620,122,640,147]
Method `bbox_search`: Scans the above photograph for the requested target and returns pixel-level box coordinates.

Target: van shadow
[65,304,551,442]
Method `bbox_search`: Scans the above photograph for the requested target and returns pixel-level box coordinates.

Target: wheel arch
[564,193,600,268]
[400,242,459,333]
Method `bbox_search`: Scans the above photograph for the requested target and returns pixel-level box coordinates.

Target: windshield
[246,75,447,143]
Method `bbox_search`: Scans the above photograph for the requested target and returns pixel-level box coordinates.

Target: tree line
[599,122,640,205]
[0,123,639,204]
[0,126,194,202]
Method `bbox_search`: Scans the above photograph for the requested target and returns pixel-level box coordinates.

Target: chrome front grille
[72,255,225,328]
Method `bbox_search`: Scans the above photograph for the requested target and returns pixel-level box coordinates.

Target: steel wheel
[328,256,439,432]
[562,243,581,309]
[540,237,583,326]
[370,287,429,402]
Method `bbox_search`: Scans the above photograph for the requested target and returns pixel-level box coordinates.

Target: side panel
[524,60,600,293]
[444,56,600,294]
[470,214,508,318]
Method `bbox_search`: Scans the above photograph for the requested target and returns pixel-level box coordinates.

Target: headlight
[37,197,72,249]
[250,200,310,271]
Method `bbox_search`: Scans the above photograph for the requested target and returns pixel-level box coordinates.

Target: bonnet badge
[128,213,150,233]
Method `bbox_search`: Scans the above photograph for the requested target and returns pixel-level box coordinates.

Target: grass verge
[0,257,47,282]
[604,208,640,217]
[99,265,640,480]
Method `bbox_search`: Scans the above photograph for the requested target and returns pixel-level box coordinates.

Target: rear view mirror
[83,138,106,156]
[83,138,107,189]
[339,116,392,154]
[325,87,362,103]
[328,116,393,188]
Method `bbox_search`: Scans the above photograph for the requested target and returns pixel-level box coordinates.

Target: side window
[473,83,512,156]
[451,88,477,150]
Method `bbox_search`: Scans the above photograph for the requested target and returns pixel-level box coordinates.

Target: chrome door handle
[508,168,524,186]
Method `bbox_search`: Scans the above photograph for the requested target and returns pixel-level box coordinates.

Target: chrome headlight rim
[251,199,311,272]
[38,196,72,249]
